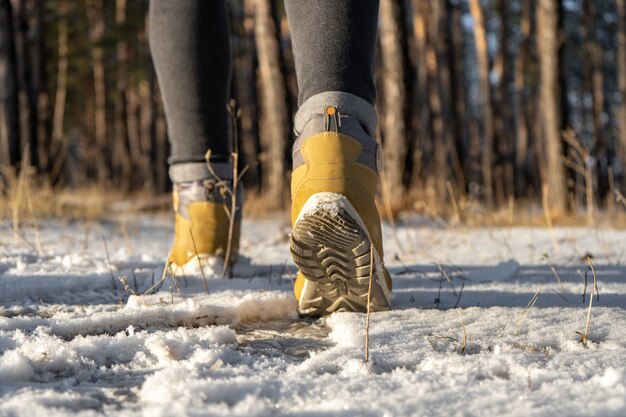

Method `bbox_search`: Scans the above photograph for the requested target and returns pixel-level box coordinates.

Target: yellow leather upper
[170,193,240,266]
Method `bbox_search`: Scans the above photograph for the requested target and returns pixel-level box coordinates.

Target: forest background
[2,0,626,224]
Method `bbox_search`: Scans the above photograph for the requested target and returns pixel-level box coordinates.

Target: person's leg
[284,0,379,136]
[149,0,232,182]
[285,1,392,316]
[150,0,240,268]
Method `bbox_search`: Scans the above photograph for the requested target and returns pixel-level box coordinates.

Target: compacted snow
[1,213,625,417]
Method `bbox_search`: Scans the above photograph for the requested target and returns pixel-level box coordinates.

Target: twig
[102,236,118,291]
[222,100,243,278]
[189,228,210,295]
[365,244,374,363]
[222,149,239,278]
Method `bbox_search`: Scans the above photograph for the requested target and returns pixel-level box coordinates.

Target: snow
[1,214,626,416]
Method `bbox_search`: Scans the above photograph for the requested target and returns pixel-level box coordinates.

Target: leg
[285,0,380,136]
[285,1,392,315]
[150,0,231,182]
[150,1,240,269]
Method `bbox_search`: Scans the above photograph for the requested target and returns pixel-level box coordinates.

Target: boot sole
[290,192,391,316]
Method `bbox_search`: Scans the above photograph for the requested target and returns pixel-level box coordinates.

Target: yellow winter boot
[170,176,242,269]
[290,106,392,316]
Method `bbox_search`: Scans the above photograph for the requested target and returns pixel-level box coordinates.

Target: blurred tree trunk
[494,0,515,204]
[0,0,20,169]
[50,0,68,183]
[617,0,626,178]
[447,0,468,192]
[234,0,260,189]
[114,0,133,189]
[409,0,429,187]
[254,0,287,206]
[10,0,37,168]
[423,1,445,196]
[514,0,531,197]
[86,0,108,183]
[379,0,407,206]
[537,0,567,213]
[138,11,157,190]
[582,0,606,202]
[27,0,50,173]
[433,0,460,197]
[469,0,494,207]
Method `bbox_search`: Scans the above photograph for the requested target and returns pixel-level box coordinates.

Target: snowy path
[1,215,625,417]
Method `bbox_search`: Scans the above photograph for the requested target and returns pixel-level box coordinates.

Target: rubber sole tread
[290,205,390,316]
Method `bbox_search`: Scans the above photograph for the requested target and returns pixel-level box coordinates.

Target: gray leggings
[149,0,379,182]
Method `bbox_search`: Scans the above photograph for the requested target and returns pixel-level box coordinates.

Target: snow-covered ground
[1,213,625,417]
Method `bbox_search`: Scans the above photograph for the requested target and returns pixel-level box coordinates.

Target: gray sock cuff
[169,162,233,183]
[294,91,377,137]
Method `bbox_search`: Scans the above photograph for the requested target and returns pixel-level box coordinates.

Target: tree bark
[254,0,288,207]
[536,0,567,213]
[379,0,407,206]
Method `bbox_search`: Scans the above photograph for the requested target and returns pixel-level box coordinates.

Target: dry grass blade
[514,286,543,336]
[541,183,561,255]
[458,308,467,354]
[189,228,210,295]
[11,146,31,244]
[141,252,171,295]
[26,192,44,255]
[365,244,374,363]
[616,189,626,208]
[118,275,137,296]
[102,236,118,291]
[510,343,551,358]
[578,256,598,346]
